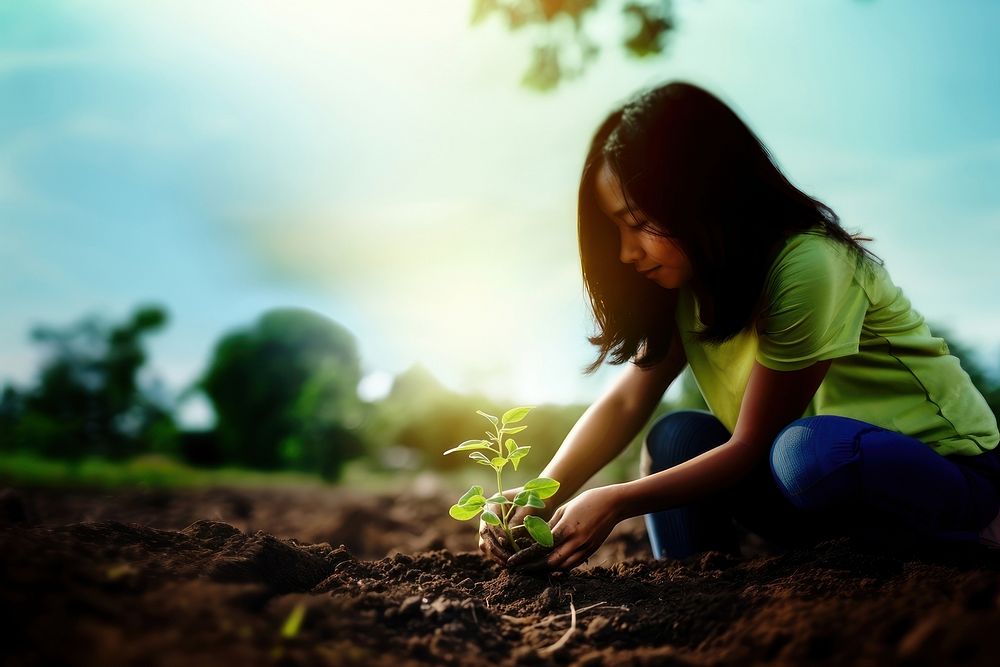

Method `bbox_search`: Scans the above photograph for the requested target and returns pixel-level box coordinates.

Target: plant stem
[495,467,504,529]
[495,424,520,553]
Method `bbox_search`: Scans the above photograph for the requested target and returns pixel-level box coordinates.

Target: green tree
[366,363,692,484]
[0,385,24,453]
[472,0,874,91]
[6,305,175,460]
[472,0,675,91]
[364,363,490,471]
[198,308,365,480]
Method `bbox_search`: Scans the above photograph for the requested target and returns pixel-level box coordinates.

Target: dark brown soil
[2,484,999,666]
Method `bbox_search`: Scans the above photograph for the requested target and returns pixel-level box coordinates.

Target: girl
[479,81,1000,571]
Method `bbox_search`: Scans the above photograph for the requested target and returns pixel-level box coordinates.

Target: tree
[7,304,175,460]
[362,363,485,471]
[0,385,24,453]
[471,0,874,91]
[198,308,365,480]
[471,0,678,91]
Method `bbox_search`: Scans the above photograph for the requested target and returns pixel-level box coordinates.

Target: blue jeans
[643,410,1000,560]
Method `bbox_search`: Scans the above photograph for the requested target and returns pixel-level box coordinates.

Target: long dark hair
[579,81,881,375]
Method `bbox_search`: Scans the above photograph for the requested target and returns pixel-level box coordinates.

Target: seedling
[444,406,560,552]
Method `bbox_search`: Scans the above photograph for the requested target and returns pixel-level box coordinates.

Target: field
[2,482,999,666]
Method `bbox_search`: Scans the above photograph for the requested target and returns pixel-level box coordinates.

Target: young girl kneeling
[480,81,1000,570]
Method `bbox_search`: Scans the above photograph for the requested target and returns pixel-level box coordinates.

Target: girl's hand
[478,488,545,564]
[506,485,624,572]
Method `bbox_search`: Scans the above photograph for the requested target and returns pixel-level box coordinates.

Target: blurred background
[2,0,999,493]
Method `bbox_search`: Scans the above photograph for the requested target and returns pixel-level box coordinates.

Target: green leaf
[501,406,533,424]
[513,490,544,508]
[504,438,517,455]
[523,515,553,547]
[523,477,560,499]
[443,440,493,455]
[449,503,484,520]
[485,494,510,505]
[469,452,493,466]
[500,425,528,435]
[509,446,530,471]
[450,494,487,517]
[481,510,501,526]
[476,410,499,426]
[490,456,508,469]
[280,602,307,639]
[458,485,484,505]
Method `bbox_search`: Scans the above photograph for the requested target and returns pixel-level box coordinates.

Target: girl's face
[594,161,694,290]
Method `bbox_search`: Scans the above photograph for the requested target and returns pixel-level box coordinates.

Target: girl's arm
[538,330,689,515]
[480,330,686,563]
[617,358,832,516]
[517,357,831,571]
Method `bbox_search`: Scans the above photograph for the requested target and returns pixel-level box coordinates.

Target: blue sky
[2,0,999,425]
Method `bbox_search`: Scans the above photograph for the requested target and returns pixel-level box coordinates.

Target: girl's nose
[619,230,644,264]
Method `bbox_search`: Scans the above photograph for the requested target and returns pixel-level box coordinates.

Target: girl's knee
[769,418,819,506]
[769,416,862,510]
[644,410,728,474]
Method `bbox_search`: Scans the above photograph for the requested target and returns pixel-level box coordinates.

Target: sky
[2,0,999,426]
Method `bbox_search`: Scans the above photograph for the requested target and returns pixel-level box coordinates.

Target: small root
[539,595,576,656]
[529,601,608,628]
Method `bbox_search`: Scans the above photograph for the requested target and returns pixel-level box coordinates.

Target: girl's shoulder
[765,228,855,285]
[774,225,852,262]
[770,226,882,284]
[761,226,886,316]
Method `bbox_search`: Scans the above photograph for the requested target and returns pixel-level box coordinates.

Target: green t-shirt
[675,228,999,457]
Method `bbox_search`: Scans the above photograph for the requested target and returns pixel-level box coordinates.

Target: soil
[2,482,1000,666]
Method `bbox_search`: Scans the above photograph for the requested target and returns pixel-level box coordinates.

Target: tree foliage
[198,308,365,480]
[471,1,875,92]
[0,305,176,460]
[4,304,997,488]
[366,363,649,481]
[471,0,677,91]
